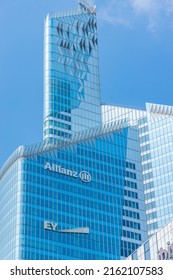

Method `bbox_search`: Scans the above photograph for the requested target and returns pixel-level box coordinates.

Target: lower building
[102,103,173,237]
[127,218,173,260]
[0,123,147,259]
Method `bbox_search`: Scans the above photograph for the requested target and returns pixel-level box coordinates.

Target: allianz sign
[44,162,91,183]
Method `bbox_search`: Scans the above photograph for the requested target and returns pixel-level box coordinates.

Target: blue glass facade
[0,123,147,259]
[0,158,23,259]
[140,103,173,237]
[44,2,101,144]
[102,103,173,239]
[0,1,148,260]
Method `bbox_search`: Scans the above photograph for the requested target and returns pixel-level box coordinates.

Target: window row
[44,128,71,138]
[139,125,148,134]
[121,240,139,257]
[145,191,155,201]
[49,113,71,122]
[141,144,150,153]
[123,230,141,241]
[124,190,138,199]
[145,201,156,211]
[44,120,71,130]
[123,219,140,230]
[123,209,140,220]
[141,153,151,162]
[77,147,136,170]
[124,200,139,209]
[143,172,153,181]
[140,134,149,143]
[124,180,137,189]
[142,162,152,171]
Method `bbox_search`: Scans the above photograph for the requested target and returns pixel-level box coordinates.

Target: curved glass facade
[102,103,173,238]
[44,3,101,144]
[0,1,157,260]
[0,123,147,259]
[0,159,22,259]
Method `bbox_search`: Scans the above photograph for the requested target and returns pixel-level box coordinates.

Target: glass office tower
[0,1,147,260]
[102,103,173,238]
[1,0,173,261]
[44,0,101,144]
[0,123,147,259]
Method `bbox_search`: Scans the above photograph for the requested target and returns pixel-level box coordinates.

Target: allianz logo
[44,162,91,183]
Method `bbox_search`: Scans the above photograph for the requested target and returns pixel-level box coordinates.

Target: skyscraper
[102,103,173,238]
[44,0,101,144]
[0,1,147,260]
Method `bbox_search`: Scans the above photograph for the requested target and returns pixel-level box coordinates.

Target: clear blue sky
[0,0,173,167]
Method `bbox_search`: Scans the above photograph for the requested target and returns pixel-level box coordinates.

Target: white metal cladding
[146,103,173,116]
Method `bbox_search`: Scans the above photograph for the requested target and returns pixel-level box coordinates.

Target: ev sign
[44,162,91,183]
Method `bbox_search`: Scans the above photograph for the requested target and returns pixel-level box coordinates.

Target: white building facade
[127,218,173,260]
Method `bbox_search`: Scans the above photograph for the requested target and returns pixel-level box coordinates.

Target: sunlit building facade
[127,218,173,260]
[1,0,173,261]
[102,103,173,238]
[0,1,147,260]
[44,0,101,144]
[0,124,147,259]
